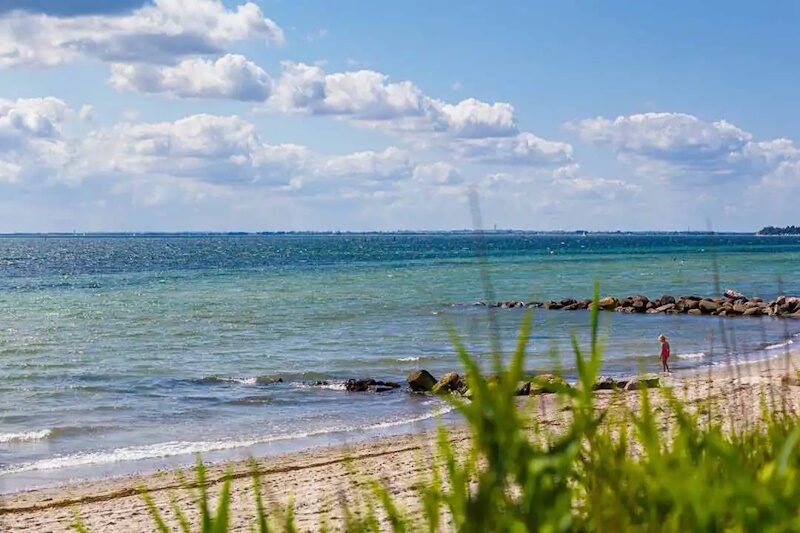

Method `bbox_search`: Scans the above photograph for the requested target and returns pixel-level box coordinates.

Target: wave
[397,356,420,362]
[765,339,794,350]
[675,352,706,360]
[0,430,51,443]
[0,405,454,475]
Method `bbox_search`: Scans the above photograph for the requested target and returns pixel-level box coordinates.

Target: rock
[743,306,762,317]
[776,295,787,307]
[515,381,532,395]
[544,300,562,310]
[688,308,702,315]
[617,306,636,313]
[724,289,745,300]
[579,299,593,309]
[733,302,748,314]
[560,298,577,307]
[781,374,800,387]
[619,296,634,308]
[660,294,676,305]
[698,299,719,314]
[563,302,581,310]
[431,372,461,394]
[592,376,627,390]
[655,303,675,313]
[751,297,763,303]
[598,296,618,310]
[346,379,401,392]
[684,299,700,311]
[646,301,656,310]
[407,370,437,392]
[255,376,284,385]
[632,295,649,312]
[624,374,661,391]
[530,373,567,395]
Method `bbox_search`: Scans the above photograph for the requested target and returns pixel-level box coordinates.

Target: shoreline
[3,348,799,532]
[2,331,795,495]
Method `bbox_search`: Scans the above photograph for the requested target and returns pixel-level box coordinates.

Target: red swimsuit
[661,343,670,361]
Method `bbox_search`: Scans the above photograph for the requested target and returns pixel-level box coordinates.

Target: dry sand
[2,349,799,532]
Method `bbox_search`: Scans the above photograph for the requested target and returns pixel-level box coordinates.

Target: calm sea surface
[1,234,799,491]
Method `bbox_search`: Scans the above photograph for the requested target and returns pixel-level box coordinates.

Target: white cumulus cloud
[109,54,272,100]
[0,0,283,68]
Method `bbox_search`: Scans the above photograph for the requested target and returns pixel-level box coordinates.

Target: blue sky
[0,0,798,232]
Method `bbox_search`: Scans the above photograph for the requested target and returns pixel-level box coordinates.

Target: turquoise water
[1,234,799,491]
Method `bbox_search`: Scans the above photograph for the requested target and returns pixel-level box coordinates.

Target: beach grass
[71,283,800,532]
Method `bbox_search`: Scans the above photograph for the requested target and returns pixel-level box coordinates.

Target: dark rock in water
[407,369,437,392]
[619,296,634,308]
[345,378,401,392]
[724,288,745,300]
[314,380,329,386]
[515,381,532,396]
[624,374,661,391]
[563,302,581,310]
[660,294,676,305]
[632,295,649,312]
[256,376,284,385]
[655,303,675,313]
[560,298,577,307]
[544,300,563,310]
[617,306,636,313]
[698,299,719,314]
[432,372,461,394]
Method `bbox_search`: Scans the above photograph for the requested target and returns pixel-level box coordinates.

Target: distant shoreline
[0,230,768,238]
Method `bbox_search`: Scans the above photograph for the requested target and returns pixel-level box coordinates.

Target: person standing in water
[659,334,671,373]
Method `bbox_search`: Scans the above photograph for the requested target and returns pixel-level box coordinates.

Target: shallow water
[1,233,798,491]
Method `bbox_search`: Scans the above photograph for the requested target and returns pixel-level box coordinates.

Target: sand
[2,349,799,532]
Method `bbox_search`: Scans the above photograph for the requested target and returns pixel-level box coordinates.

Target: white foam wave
[397,356,420,362]
[765,339,794,350]
[0,429,51,443]
[0,406,453,475]
[675,352,706,360]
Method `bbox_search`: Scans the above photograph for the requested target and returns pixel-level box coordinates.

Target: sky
[0,0,798,232]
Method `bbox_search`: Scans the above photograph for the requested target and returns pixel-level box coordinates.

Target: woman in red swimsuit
[659,334,671,373]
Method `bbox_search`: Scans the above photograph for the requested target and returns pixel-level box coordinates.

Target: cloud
[78,104,94,122]
[268,62,518,137]
[269,62,426,120]
[265,62,569,166]
[0,0,283,68]
[109,54,272,100]
[568,112,753,178]
[0,97,71,183]
[0,1,147,16]
[455,132,572,166]
[412,162,462,185]
[316,147,412,183]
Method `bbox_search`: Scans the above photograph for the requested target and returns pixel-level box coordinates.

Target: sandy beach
[3,349,800,532]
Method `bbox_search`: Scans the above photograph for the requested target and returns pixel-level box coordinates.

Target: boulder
[781,374,800,387]
[563,302,581,310]
[733,302,748,314]
[743,306,762,317]
[407,370,437,392]
[660,294,676,305]
[698,299,719,314]
[688,308,702,315]
[619,296,634,308]
[684,299,700,311]
[431,372,461,394]
[592,376,627,390]
[624,374,661,391]
[530,373,568,395]
[617,306,636,313]
[515,381,532,396]
[560,298,577,307]
[346,378,401,392]
[632,295,649,312]
[255,376,284,385]
[544,300,562,310]
[724,289,745,300]
[655,303,675,313]
[598,296,618,310]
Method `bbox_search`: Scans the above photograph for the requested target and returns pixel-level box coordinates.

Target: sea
[1,233,799,491]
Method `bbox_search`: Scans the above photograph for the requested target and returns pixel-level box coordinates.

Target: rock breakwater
[465,289,800,318]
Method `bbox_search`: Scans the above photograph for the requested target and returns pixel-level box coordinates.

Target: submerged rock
[407,369,437,392]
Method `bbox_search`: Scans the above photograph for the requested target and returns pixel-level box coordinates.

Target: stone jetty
[467,289,800,318]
